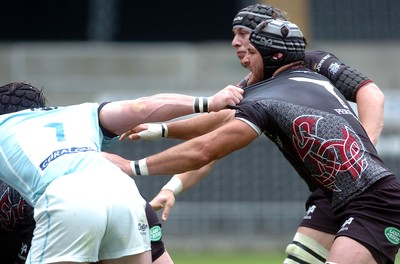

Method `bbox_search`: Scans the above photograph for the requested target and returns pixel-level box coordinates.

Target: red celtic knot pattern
[292,115,367,191]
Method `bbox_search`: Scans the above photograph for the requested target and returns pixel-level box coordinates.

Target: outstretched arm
[104,119,258,176]
[99,85,243,136]
[120,109,235,141]
[354,82,384,146]
[135,119,258,176]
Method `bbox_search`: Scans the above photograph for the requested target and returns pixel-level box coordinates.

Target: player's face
[231,28,251,66]
[242,44,264,85]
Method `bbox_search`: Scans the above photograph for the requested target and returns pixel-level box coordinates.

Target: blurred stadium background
[1,0,399,255]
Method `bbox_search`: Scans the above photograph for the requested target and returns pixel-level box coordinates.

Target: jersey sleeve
[305,50,372,102]
[234,101,268,136]
[97,101,119,150]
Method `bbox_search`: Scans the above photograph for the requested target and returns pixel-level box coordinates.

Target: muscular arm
[145,119,258,175]
[99,86,243,136]
[166,110,235,140]
[354,82,384,145]
[121,109,235,141]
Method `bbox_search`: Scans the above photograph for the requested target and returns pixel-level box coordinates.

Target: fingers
[223,85,243,108]
[161,203,172,221]
[150,190,175,221]
[119,124,150,141]
[149,200,162,211]
[226,86,244,106]
[126,133,142,141]
[119,130,133,141]
[150,199,171,221]
[209,85,244,112]
[161,199,175,221]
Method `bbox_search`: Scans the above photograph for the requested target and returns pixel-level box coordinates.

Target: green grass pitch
[169,250,286,264]
[169,249,400,264]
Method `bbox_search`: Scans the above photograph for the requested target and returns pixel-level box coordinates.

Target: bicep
[206,119,259,160]
[168,110,235,140]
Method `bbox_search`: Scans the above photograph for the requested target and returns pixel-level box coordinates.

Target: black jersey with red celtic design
[0,180,34,231]
[241,50,372,101]
[235,67,392,212]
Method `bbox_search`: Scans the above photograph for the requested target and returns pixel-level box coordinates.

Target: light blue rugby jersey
[0,102,116,206]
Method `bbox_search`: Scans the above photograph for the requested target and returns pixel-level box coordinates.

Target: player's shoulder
[305,50,338,62]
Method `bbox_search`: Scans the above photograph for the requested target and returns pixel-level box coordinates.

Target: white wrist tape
[193,97,209,113]
[130,158,149,176]
[137,123,168,140]
[161,175,183,195]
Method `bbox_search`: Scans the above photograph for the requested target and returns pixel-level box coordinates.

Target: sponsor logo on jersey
[385,227,400,245]
[40,146,96,170]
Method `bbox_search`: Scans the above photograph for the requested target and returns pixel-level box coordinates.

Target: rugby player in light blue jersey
[0,81,243,264]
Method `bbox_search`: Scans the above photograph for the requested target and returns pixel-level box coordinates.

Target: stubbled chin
[247,74,263,86]
[247,75,256,85]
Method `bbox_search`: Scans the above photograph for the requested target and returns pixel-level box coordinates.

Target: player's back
[0,102,104,205]
[239,67,393,211]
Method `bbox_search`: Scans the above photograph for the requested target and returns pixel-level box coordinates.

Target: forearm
[177,161,217,191]
[147,140,211,175]
[167,110,235,140]
[100,85,243,136]
[161,161,217,195]
[133,120,258,176]
[355,83,385,145]
[100,94,205,135]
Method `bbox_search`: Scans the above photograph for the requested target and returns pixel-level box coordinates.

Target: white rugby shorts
[29,167,150,263]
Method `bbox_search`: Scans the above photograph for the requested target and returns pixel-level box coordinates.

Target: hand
[208,85,244,112]
[120,123,167,141]
[119,124,149,141]
[102,152,133,176]
[149,189,176,221]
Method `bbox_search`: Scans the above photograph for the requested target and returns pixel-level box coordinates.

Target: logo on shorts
[385,227,400,245]
[138,220,148,235]
[150,226,162,242]
[17,243,28,261]
[338,217,354,233]
[303,205,316,220]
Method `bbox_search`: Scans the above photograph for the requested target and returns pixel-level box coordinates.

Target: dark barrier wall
[311,0,400,40]
[0,0,239,42]
[3,0,399,42]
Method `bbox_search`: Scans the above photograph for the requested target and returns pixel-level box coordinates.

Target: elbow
[191,141,219,167]
[369,83,385,104]
[373,85,385,105]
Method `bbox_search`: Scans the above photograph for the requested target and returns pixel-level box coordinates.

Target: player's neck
[273,61,304,77]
